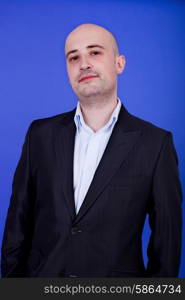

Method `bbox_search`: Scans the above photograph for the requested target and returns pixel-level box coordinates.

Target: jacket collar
[56,103,141,223]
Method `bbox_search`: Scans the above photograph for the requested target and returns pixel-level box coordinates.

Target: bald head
[65,23,119,56]
[64,23,125,102]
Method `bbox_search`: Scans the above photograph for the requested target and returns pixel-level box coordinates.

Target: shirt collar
[74,98,122,134]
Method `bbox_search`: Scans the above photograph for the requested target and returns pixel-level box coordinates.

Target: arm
[146,132,183,277]
[1,123,35,277]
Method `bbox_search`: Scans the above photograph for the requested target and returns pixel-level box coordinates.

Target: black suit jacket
[1,105,182,277]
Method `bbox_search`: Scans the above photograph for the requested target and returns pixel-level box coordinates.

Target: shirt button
[71,227,82,234]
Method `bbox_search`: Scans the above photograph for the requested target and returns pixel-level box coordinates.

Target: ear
[116,55,126,74]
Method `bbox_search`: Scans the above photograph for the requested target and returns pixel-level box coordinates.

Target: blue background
[0,0,184,277]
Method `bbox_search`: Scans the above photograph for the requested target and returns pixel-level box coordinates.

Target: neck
[79,94,118,132]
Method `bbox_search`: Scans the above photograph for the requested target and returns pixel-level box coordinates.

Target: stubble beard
[78,84,102,98]
[74,78,117,105]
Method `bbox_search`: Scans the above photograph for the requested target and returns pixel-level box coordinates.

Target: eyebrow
[66,44,105,58]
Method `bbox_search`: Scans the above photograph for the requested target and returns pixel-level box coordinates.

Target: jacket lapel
[54,105,142,224]
[54,110,77,221]
[74,105,141,224]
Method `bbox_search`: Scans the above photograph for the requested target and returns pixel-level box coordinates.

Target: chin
[78,87,102,98]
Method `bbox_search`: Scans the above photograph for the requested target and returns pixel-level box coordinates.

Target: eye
[69,55,79,62]
[90,50,101,56]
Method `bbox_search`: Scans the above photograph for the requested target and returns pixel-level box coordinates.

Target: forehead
[65,27,113,54]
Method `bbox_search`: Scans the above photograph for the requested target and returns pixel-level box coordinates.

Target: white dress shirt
[73,98,122,214]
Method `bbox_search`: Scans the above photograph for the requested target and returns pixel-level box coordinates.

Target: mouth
[78,75,98,83]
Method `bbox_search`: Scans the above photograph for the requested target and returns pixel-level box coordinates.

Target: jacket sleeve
[1,123,35,277]
[146,132,183,277]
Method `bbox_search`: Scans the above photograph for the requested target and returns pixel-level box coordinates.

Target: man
[1,24,182,277]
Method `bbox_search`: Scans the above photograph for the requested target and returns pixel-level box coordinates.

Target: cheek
[103,68,117,81]
[67,67,77,83]
[100,60,117,77]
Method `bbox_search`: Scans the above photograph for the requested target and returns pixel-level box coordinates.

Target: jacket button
[71,227,82,234]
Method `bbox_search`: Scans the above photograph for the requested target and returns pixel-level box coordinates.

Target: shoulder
[121,106,171,137]
[120,109,178,167]
[119,106,174,150]
[27,108,76,135]
[31,109,76,127]
[130,113,169,134]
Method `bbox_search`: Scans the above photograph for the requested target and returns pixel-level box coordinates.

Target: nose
[80,56,92,70]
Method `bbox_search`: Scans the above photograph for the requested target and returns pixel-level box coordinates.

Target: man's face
[65,26,125,99]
